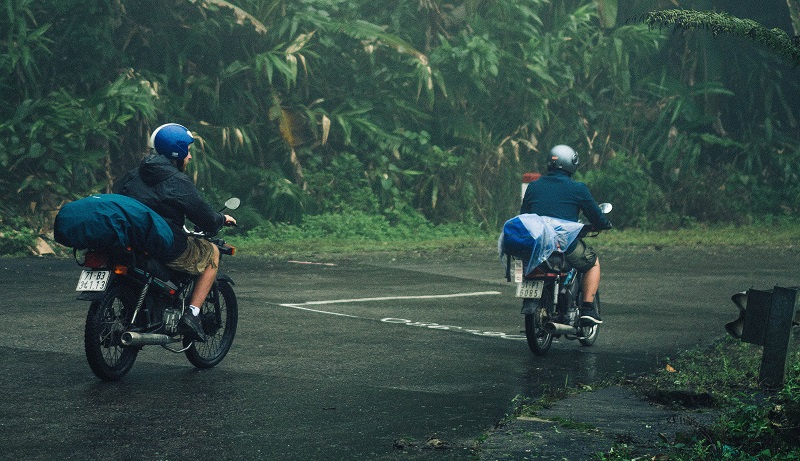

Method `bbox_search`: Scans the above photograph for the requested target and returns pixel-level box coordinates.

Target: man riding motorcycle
[113,123,236,342]
[519,145,612,325]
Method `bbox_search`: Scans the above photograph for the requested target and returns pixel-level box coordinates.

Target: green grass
[10,213,800,257]
[225,219,800,259]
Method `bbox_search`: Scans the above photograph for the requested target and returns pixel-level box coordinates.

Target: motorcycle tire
[184,279,238,369]
[578,292,600,347]
[84,283,139,381]
[524,296,553,356]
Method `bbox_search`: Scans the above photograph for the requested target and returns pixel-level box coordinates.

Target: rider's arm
[174,177,225,234]
[577,183,612,230]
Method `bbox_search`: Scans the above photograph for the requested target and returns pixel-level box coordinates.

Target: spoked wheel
[524,297,553,356]
[84,284,139,381]
[578,292,600,347]
[184,280,238,368]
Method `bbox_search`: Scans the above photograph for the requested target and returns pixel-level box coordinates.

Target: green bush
[0,217,38,255]
[579,152,669,229]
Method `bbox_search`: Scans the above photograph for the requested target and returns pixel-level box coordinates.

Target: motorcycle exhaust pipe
[545,322,578,336]
[121,331,178,346]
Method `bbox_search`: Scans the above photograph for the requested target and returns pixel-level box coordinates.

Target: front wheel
[184,279,238,368]
[84,283,139,381]
[524,297,553,356]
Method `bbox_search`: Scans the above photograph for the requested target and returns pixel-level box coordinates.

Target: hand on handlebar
[224,214,237,227]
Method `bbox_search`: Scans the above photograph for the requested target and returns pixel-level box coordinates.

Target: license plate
[76,270,110,292]
[516,279,544,298]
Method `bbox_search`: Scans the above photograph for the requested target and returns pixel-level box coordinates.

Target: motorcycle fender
[216,273,235,285]
[76,291,106,301]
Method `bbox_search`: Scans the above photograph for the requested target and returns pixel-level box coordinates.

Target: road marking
[278,291,524,340]
[282,291,502,307]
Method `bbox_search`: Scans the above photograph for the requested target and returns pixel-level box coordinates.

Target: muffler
[121,331,178,346]
[545,322,578,336]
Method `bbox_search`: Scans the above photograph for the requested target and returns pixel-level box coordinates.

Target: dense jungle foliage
[2,0,800,252]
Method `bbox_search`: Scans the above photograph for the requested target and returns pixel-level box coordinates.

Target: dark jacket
[520,170,612,230]
[113,154,224,261]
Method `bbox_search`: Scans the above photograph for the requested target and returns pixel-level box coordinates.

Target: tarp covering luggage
[498,214,584,275]
[54,194,174,256]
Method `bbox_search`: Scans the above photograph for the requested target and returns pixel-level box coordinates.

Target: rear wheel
[84,283,139,381]
[184,280,238,368]
[524,292,554,356]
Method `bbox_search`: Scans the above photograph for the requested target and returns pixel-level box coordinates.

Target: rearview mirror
[224,197,241,211]
[599,203,612,214]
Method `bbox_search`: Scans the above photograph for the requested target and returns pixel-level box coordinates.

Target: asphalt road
[1,246,797,460]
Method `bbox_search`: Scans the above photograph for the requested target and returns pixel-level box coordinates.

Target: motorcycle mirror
[598,203,612,214]
[222,197,241,211]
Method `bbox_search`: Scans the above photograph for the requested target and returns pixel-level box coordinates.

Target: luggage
[499,214,584,275]
[54,194,174,256]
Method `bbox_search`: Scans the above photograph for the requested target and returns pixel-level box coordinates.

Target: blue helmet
[149,123,194,161]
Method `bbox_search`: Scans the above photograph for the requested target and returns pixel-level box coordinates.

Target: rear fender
[217,273,235,285]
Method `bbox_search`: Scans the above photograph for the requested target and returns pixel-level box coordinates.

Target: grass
[225,218,800,259]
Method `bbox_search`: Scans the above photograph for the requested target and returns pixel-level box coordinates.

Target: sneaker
[179,310,207,342]
[579,308,603,326]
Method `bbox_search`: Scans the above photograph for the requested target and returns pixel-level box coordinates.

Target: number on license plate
[76,270,110,291]
[516,279,544,298]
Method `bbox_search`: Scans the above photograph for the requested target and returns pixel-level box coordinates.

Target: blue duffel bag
[54,194,174,257]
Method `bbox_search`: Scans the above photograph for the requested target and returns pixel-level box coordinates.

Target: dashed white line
[277,291,524,340]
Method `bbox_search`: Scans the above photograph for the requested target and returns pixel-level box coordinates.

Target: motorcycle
[73,198,241,381]
[506,203,612,356]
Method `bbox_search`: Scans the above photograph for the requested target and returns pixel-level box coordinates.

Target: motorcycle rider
[520,145,612,325]
[113,123,236,342]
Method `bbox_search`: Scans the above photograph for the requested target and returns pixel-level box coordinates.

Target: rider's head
[547,144,579,175]
[149,123,194,170]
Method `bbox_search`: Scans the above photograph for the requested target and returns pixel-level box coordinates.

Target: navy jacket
[113,155,225,261]
[520,170,612,230]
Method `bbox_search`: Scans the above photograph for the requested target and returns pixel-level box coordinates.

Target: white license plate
[516,279,544,298]
[76,270,110,292]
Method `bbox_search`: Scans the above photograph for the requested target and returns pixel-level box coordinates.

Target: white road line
[281,291,502,308]
[276,291,523,340]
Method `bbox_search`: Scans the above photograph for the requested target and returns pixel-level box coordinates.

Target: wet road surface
[1,246,797,460]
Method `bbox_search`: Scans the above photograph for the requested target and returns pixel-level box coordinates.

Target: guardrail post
[726,286,799,389]
[758,286,798,389]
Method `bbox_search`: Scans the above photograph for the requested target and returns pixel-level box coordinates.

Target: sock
[581,302,594,311]
[189,305,200,316]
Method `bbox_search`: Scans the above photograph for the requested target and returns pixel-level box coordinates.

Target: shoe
[579,308,603,326]
[179,310,207,342]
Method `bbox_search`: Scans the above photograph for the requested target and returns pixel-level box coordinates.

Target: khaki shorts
[565,239,598,273]
[166,237,217,275]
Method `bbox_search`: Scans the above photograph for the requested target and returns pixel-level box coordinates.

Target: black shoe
[579,308,603,326]
[179,311,207,342]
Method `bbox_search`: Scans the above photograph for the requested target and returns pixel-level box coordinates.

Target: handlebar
[579,224,611,238]
[183,226,236,255]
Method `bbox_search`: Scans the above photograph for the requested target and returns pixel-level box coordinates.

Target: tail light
[84,251,109,269]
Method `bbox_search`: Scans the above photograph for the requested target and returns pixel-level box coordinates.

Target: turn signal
[113,265,128,275]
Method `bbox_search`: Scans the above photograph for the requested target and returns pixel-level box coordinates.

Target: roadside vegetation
[613,338,800,460]
[2,0,800,252]
[507,337,800,460]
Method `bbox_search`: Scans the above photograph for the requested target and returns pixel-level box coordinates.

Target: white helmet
[547,145,579,174]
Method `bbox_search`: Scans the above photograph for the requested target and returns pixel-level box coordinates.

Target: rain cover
[498,214,585,275]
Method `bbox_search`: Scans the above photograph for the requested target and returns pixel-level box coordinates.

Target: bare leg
[581,257,600,304]
[190,244,220,308]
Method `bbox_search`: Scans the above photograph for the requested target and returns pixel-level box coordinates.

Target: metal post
[758,286,799,389]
